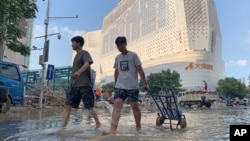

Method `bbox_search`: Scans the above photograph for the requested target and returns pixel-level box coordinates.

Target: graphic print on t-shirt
[120,60,129,71]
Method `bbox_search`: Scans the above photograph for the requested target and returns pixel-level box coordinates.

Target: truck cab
[177,92,185,103]
[0,61,25,113]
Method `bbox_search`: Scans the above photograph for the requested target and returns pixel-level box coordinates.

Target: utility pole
[38,0,50,108]
[37,0,78,108]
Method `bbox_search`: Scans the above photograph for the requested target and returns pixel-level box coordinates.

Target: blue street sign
[46,64,54,80]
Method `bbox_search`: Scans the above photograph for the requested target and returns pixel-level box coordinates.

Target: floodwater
[0,101,250,141]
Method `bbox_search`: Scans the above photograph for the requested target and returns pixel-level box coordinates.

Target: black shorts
[114,88,139,102]
[65,86,94,109]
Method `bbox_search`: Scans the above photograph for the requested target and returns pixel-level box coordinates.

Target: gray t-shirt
[114,51,141,89]
[71,50,93,87]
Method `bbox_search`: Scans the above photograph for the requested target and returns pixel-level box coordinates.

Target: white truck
[177,91,219,108]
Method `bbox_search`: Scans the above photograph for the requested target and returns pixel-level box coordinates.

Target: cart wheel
[156,117,162,126]
[180,118,186,128]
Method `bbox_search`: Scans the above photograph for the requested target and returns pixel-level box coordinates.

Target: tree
[216,77,247,99]
[0,0,38,60]
[248,75,250,88]
[139,69,182,94]
[101,82,115,93]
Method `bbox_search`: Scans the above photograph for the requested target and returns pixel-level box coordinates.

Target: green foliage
[139,69,182,94]
[101,82,115,93]
[0,0,38,57]
[216,77,247,99]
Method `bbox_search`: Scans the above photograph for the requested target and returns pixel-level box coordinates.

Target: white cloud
[226,59,248,67]
[33,25,45,37]
[33,25,85,39]
[61,26,85,37]
[51,26,59,33]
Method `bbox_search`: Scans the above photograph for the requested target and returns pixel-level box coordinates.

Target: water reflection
[0,103,250,140]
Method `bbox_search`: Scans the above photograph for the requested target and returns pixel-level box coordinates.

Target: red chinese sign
[185,62,213,71]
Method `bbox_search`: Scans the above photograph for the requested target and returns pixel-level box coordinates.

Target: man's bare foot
[96,122,101,128]
[61,127,66,130]
[136,128,142,134]
[101,130,116,136]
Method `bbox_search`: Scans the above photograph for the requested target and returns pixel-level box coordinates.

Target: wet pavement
[0,102,250,141]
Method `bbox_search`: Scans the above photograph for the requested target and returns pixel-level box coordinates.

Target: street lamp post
[38,0,50,108]
[37,0,78,108]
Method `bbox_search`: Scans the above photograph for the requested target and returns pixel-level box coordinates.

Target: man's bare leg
[102,98,124,135]
[88,108,101,127]
[130,102,141,131]
[61,104,72,128]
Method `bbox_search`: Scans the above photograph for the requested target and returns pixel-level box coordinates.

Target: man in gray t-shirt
[114,51,141,89]
[103,36,149,135]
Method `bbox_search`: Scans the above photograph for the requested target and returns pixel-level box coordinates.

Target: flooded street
[0,102,250,141]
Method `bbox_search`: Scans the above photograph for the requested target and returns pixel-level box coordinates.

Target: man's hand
[71,71,80,80]
[144,83,150,91]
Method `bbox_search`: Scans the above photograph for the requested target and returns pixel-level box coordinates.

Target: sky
[30,0,250,83]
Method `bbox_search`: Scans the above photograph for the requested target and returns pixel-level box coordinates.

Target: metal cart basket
[149,89,187,130]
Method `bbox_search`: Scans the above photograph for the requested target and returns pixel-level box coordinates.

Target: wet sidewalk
[0,102,250,141]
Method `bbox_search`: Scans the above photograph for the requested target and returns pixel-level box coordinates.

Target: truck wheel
[205,102,211,108]
[1,96,11,113]
[180,101,185,107]
[196,101,202,107]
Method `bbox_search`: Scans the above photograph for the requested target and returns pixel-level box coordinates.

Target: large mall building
[75,0,225,91]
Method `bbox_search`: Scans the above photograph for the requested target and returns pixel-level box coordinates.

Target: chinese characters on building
[185,62,213,71]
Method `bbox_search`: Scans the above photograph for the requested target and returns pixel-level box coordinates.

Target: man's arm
[136,65,147,85]
[77,62,90,74]
[114,69,119,84]
[71,62,90,79]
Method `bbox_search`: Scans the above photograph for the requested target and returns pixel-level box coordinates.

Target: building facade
[74,0,225,91]
[3,18,34,71]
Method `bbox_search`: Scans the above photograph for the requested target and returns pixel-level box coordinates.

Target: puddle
[0,102,250,140]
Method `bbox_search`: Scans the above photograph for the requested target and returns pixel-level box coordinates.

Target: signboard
[185,62,213,71]
[46,64,54,80]
[43,40,50,63]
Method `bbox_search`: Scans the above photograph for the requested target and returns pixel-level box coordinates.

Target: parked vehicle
[0,61,25,113]
[226,97,249,107]
[177,91,218,108]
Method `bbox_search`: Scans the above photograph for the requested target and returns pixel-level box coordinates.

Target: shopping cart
[149,89,187,130]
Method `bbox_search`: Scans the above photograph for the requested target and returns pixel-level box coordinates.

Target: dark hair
[71,36,84,47]
[115,36,127,45]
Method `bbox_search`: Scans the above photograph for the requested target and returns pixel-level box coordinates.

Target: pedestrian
[103,36,149,135]
[95,87,101,101]
[104,90,110,101]
[203,80,207,91]
[61,36,101,129]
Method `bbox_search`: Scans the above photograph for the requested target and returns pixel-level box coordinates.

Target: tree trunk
[0,40,5,61]
[0,13,7,61]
